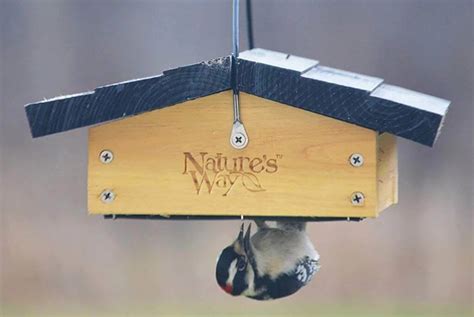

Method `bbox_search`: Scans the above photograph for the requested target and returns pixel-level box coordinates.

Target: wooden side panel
[377,133,398,213]
[88,91,378,217]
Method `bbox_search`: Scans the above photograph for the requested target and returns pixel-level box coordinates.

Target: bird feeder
[25,48,450,221]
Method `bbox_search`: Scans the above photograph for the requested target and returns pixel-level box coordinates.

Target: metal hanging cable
[246,0,255,49]
[230,0,249,149]
[232,0,240,123]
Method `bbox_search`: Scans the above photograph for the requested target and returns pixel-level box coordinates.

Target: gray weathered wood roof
[25,48,450,146]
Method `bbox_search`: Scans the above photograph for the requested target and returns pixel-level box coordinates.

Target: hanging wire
[232,0,240,60]
[246,0,255,49]
[231,0,255,122]
[230,0,249,149]
[231,0,240,122]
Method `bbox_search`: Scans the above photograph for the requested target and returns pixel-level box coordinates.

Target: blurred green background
[1,0,472,316]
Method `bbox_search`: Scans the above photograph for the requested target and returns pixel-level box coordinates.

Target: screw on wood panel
[100,189,115,203]
[99,150,114,164]
[231,132,247,149]
[351,192,365,206]
[230,119,249,150]
[349,153,364,167]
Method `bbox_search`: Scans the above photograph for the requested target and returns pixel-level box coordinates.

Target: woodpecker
[215,221,320,300]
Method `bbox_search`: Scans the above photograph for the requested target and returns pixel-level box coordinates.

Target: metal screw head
[100,189,115,203]
[99,150,114,164]
[231,132,248,149]
[349,153,364,167]
[351,192,365,206]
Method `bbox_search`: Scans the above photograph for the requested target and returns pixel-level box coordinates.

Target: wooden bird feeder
[25,48,450,221]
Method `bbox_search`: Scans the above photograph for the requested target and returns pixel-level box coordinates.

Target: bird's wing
[293,256,320,285]
[250,256,320,300]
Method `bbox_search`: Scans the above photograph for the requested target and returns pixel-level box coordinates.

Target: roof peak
[25,48,450,146]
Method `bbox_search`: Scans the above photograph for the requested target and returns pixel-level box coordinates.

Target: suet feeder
[25,48,450,221]
[24,1,450,222]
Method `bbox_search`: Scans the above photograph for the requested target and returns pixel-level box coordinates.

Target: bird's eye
[237,256,247,271]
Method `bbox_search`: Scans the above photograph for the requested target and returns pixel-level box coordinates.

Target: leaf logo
[241,172,266,192]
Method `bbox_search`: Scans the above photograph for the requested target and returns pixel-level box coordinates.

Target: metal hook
[230,0,249,150]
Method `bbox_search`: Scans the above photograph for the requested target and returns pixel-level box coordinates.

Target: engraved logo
[182,152,281,196]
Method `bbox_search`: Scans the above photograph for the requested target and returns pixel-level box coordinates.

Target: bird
[215,220,320,300]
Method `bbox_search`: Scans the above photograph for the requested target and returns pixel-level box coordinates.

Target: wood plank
[26,49,450,147]
[88,91,378,217]
[377,133,398,213]
[239,48,319,72]
[238,50,449,146]
[25,57,231,138]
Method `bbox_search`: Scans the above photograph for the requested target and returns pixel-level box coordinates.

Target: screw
[351,192,365,206]
[99,150,114,164]
[100,189,115,203]
[349,153,364,167]
[231,132,247,149]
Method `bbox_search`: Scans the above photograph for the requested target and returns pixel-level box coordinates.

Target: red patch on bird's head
[221,283,233,294]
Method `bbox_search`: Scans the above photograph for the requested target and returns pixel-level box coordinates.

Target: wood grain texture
[25,49,449,146]
[25,57,231,137]
[88,91,378,217]
[238,58,445,146]
[376,133,398,213]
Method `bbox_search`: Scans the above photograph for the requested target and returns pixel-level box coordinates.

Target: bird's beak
[243,223,256,269]
[243,223,251,254]
[237,223,244,245]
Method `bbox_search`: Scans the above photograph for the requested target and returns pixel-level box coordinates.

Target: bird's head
[215,223,257,297]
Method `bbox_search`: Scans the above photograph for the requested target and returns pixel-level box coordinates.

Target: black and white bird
[215,221,320,300]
